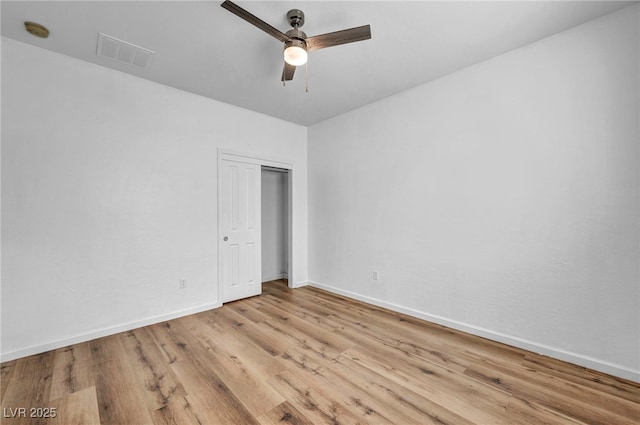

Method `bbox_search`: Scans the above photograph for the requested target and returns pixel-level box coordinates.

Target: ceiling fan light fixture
[284,39,307,66]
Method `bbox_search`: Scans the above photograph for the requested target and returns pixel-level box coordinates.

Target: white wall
[308,5,639,381]
[261,169,288,282]
[1,37,308,361]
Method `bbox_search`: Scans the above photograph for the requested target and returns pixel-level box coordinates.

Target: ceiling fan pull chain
[305,61,309,93]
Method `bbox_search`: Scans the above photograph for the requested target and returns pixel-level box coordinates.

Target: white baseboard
[0,302,221,363]
[262,273,288,283]
[290,281,308,289]
[308,281,640,383]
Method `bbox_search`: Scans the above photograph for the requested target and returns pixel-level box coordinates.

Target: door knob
[223,236,228,241]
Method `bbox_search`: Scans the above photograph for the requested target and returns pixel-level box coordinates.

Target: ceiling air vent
[97,33,155,69]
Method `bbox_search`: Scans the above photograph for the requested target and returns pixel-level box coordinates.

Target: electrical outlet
[372,270,380,281]
[179,279,187,289]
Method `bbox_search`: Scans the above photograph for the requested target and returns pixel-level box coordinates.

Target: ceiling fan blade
[306,25,371,52]
[221,0,291,43]
[281,62,296,81]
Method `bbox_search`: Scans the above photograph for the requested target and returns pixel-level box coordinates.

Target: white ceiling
[2,1,636,126]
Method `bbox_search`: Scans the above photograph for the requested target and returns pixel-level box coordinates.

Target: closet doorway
[218,150,294,304]
[261,166,289,285]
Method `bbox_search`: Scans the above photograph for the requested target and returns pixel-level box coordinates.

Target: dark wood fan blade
[221,1,291,43]
[281,62,296,81]
[306,25,371,51]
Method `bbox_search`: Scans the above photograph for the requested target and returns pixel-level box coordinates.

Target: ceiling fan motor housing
[285,28,307,41]
[284,28,307,61]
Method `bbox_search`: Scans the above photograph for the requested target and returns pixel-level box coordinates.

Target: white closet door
[220,159,262,302]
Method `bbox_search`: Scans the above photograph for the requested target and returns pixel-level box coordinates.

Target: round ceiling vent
[24,21,49,38]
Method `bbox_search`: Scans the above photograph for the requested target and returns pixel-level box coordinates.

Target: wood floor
[2,280,639,425]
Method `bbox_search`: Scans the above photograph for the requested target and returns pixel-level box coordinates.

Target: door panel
[220,159,262,302]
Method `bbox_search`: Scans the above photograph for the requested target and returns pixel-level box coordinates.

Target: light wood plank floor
[2,280,639,424]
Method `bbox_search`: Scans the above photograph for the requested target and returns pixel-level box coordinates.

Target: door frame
[217,149,295,304]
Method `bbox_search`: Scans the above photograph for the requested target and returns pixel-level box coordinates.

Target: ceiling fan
[221,0,371,83]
